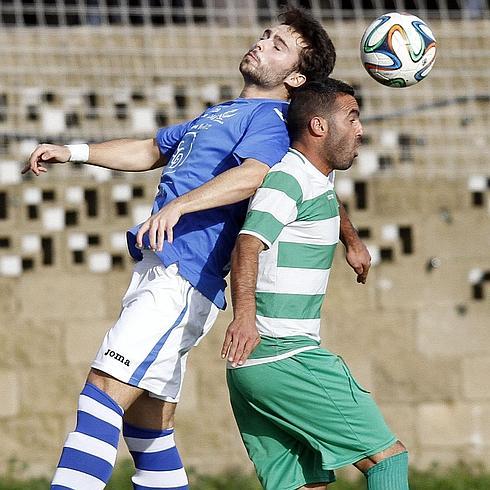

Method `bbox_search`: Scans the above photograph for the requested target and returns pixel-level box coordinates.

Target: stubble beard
[325,135,356,172]
[240,57,293,89]
[331,151,355,171]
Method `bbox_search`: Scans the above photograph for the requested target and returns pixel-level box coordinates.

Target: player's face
[239,24,306,88]
[324,94,363,171]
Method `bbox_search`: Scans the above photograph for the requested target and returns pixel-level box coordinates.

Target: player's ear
[285,71,306,89]
[309,116,327,137]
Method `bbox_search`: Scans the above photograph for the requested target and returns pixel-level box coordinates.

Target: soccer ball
[360,12,437,88]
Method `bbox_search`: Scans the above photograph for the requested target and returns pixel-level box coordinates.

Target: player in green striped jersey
[222,79,409,490]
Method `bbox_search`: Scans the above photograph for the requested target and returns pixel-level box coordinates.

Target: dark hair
[279,6,336,84]
[287,79,355,141]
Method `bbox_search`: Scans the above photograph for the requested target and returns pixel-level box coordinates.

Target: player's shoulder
[268,151,309,193]
[278,149,335,197]
[247,98,288,123]
[273,151,307,178]
[211,98,287,129]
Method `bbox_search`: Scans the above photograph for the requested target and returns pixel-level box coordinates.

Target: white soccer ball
[360,12,437,88]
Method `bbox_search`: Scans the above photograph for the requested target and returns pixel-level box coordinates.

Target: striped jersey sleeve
[240,170,303,248]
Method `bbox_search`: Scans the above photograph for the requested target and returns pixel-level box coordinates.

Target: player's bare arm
[136,158,270,251]
[22,138,164,176]
[221,234,264,367]
[338,198,371,284]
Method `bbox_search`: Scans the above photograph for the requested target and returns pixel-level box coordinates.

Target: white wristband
[65,144,89,162]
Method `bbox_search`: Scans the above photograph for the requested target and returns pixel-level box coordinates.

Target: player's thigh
[299,350,397,454]
[92,256,218,401]
[231,350,396,467]
[123,391,177,430]
[227,369,335,490]
[91,257,188,384]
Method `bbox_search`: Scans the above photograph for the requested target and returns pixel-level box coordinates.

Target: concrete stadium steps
[0,18,489,478]
[0,21,487,178]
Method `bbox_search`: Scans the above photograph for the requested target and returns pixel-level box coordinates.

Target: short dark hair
[279,6,336,84]
[287,79,355,141]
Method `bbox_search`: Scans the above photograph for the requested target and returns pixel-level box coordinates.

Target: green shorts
[227,338,397,490]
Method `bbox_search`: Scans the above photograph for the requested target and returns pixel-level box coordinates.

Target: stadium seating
[0,1,489,478]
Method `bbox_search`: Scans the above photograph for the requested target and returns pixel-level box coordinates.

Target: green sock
[365,451,409,490]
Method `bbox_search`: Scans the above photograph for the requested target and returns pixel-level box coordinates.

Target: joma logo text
[104,349,131,367]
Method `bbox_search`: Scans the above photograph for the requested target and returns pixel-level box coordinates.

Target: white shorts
[92,251,220,402]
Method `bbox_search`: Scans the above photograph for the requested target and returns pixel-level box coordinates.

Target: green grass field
[1,460,490,489]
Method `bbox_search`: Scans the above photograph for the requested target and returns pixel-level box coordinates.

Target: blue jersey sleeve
[155,120,193,156]
[234,103,289,167]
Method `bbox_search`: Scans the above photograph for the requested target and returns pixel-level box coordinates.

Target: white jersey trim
[227,345,320,369]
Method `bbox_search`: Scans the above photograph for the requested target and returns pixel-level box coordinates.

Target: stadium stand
[0,0,489,479]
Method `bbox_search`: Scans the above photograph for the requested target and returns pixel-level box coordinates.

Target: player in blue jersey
[23,7,370,490]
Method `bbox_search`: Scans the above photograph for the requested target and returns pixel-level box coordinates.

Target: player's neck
[291,142,333,177]
[239,84,289,101]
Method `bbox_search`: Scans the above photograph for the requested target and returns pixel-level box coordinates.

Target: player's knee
[374,440,408,463]
[87,368,142,410]
[365,449,409,484]
[390,440,408,457]
[124,392,176,430]
[355,441,409,473]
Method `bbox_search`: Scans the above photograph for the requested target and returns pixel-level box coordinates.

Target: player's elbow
[243,180,263,198]
[142,139,164,171]
[124,138,162,172]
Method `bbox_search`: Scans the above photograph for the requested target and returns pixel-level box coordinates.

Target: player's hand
[221,318,260,367]
[345,240,371,284]
[136,201,183,252]
[21,144,71,176]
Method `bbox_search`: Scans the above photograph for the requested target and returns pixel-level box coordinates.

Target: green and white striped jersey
[240,148,340,342]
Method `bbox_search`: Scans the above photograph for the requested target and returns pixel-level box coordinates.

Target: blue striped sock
[51,383,124,490]
[123,422,189,490]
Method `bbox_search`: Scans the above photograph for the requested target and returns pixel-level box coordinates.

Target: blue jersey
[127,98,289,308]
